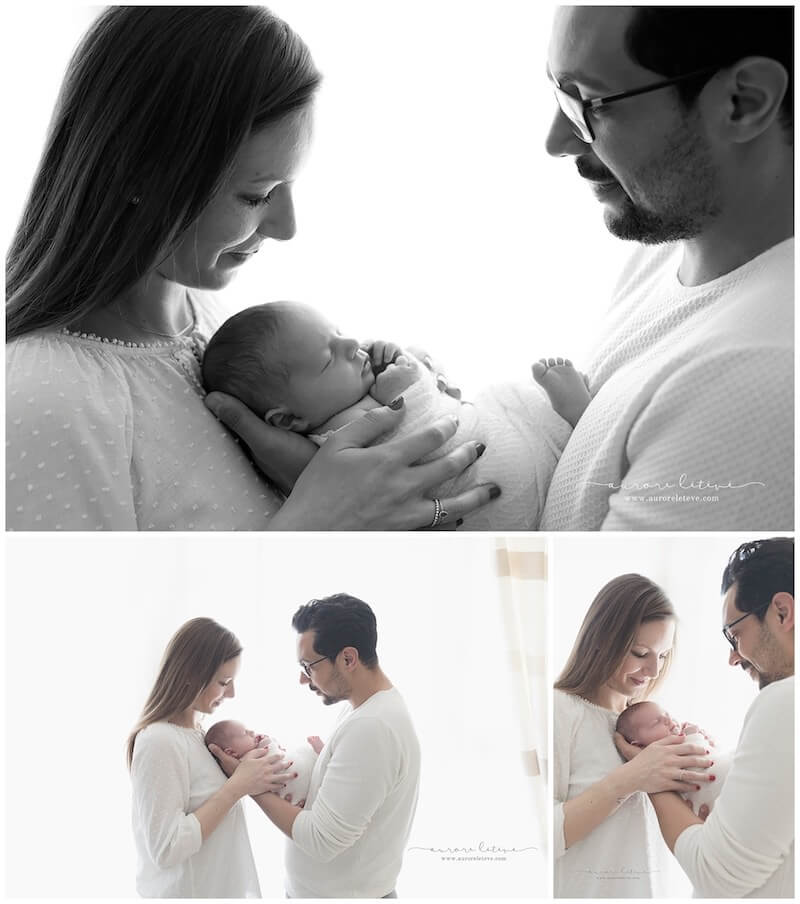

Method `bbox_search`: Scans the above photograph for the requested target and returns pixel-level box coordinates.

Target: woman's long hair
[126,617,242,768]
[555,574,676,703]
[7,6,321,340]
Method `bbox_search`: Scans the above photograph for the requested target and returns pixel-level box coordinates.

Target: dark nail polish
[489,485,501,500]
[389,396,404,410]
[695,785,701,791]
[455,518,464,527]
[709,775,716,781]
[475,442,486,458]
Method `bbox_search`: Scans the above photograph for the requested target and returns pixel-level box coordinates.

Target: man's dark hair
[625,7,793,140]
[292,593,379,668]
[721,537,794,621]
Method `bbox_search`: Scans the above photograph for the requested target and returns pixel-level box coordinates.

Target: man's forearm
[649,791,703,851]
[252,791,302,840]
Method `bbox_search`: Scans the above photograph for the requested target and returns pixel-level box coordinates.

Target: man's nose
[545,107,588,157]
[729,647,743,668]
[299,671,310,685]
[257,184,297,241]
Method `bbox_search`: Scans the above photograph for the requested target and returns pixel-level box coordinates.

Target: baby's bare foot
[532,357,591,428]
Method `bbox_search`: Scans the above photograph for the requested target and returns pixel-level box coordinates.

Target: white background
[551,533,784,897]
[5,534,546,898]
[2,2,630,397]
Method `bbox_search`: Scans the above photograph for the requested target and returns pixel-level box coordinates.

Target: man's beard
[592,118,722,244]
[743,624,792,689]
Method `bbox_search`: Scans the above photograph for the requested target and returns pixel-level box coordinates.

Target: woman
[554,574,713,898]
[6,6,494,531]
[127,617,290,897]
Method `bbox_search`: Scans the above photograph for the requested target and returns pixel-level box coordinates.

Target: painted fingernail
[475,442,486,458]
[709,775,716,781]
[456,518,464,527]
[709,761,714,766]
[389,396,404,410]
[696,785,701,791]
[436,376,448,391]
[489,485,501,500]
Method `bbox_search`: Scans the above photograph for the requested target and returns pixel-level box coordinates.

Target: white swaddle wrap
[255,736,318,803]
[680,732,732,814]
[314,361,571,529]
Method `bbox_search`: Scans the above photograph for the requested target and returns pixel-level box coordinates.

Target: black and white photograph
[5,4,793,531]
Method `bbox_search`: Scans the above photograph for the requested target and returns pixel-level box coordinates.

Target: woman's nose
[225,682,235,698]
[258,184,296,241]
[545,107,588,158]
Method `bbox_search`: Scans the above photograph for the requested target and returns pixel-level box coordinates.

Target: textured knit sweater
[540,238,793,530]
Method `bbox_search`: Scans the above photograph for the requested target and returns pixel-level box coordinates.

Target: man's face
[545,6,721,243]
[722,585,791,689]
[296,630,350,706]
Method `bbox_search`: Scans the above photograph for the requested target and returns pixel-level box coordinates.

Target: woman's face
[156,107,313,291]
[607,618,675,699]
[192,655,241,714]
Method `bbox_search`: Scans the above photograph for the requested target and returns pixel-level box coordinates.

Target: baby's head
[205,719,267,759]
[615,701,680,747]
[202,301,375,432]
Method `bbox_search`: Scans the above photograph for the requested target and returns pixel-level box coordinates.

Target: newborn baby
[202,301,591,530]
[205,719,321,803]
[615,701,731,814]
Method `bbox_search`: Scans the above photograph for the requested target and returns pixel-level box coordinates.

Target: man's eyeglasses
[722,601,771,651]
[300,655,328,678]
[548,66,719,143]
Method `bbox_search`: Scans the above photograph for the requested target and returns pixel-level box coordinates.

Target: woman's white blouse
[131,722,260,898]
[554,690,669,898]
[6,293,282,530]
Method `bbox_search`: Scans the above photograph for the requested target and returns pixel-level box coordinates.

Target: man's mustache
[576,157,616,182]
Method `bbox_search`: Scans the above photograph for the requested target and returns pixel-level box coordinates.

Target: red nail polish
[709,775,716,781]
[695,785,701,791]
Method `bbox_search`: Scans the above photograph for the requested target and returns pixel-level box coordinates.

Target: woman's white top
[6,293,281,530]
[674,676,794,898]
[554,689,669,898]
[130,722,260,898]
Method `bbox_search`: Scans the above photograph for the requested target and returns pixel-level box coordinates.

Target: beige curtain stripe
[495,549,547,580]
[521,748,541,776]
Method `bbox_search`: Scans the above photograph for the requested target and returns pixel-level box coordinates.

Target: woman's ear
[264,407,310,433]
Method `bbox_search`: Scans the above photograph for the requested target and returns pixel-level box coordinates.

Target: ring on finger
[429,497,448,528]
[678,768,685,782]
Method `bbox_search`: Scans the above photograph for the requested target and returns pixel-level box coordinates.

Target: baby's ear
[264,407,310,433]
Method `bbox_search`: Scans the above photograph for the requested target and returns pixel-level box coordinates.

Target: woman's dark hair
[555,574,676,702]
[292,593,379,669]
[7,6,321,340]
[625,6,793,139]
[126,617,242,768]
[721,537,794,620]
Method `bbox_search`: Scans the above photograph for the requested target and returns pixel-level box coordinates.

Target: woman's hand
[308,735,324,755]
[209,745,296,797]
[613,733,714,794]
[205,392,316,495]
[261,401,497,530]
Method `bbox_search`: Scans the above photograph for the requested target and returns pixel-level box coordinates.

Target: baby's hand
[372,356,420,404]
[365,340,404,375]
[681,721,701,736]
[308,735,324,755]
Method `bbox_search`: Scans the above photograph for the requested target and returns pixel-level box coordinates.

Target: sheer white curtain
[494,537,548,847]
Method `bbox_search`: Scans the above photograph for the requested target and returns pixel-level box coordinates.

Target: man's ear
[714,56,789,143]
[772,591,794,631]
[264,406,310,433]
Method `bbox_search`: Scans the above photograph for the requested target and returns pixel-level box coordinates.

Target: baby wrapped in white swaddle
[202,301,582,530]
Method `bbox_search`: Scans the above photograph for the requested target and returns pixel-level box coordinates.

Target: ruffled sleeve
[6,334,138,530]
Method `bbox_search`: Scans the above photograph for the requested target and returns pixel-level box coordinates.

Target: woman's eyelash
[242,188,277,208]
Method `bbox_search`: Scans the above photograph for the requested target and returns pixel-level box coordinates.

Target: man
[210,593,421,898]
[540,6,793,530]
[617,537,794,896]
